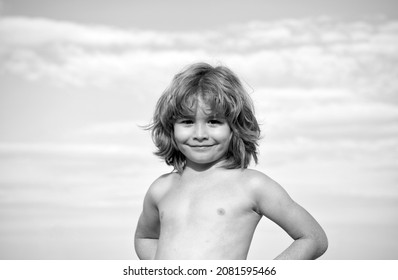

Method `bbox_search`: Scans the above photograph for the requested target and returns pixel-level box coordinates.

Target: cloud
[0,16,174,47]
[254,87,398,133]
[1,16,397,96]
[0,142,150,159]
[77,121,146,136]
[0,141,169,197]
[253,87,398,167]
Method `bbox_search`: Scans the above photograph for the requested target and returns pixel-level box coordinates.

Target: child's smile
[173,99,232,169]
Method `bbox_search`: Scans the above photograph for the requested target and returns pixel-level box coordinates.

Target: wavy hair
[148,62,260,173]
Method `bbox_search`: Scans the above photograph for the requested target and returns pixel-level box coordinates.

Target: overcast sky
[0,0,397,260]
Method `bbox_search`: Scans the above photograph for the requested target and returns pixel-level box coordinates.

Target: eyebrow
[177,110,225,118]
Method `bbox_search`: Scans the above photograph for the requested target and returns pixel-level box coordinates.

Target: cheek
[217,128,233,145]
[224,126,233,140]
[173,126,189,143]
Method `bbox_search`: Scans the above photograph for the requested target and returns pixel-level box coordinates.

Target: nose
[193,123,209,141]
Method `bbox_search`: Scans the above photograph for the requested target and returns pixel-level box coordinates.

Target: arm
[134,182,162,260]
[249,171,328,259]
[272,201,328,260]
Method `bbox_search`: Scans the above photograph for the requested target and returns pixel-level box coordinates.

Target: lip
[187,144,215,148]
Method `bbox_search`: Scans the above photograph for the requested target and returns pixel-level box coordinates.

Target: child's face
[173,98,232,169]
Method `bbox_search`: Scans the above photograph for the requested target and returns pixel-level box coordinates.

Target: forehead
[179,95,224,118]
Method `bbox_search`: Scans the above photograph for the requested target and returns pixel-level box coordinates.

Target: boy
[134,62,328,259]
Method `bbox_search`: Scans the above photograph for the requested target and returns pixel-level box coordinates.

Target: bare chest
[158,177,255,225]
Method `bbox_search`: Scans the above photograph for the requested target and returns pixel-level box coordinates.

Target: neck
[183,159,227,174]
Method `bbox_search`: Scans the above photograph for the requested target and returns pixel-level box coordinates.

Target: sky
[0,0,397,260]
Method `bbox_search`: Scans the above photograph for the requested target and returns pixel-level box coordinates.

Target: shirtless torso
[154,168,262,259]
[135,166,327,260]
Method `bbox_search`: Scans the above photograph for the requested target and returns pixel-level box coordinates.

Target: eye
[177,119,194,125]
[208,119,223,125]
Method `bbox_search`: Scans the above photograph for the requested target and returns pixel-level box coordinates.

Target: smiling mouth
[188,145,214,148]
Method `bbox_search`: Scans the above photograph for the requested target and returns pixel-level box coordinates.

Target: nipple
[217,208,226,216]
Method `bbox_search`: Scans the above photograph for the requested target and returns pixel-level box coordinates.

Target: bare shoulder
[146,172,179,203]
[239,169,293,214]
[239,169,282,192]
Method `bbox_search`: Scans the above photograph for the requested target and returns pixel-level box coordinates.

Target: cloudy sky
[0,0,397,259]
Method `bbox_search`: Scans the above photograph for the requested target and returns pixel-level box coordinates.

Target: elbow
[133,236,140,259]
[317,240,328,258]
[301,230,328,259]
[314,230,328,258]
[321,235,329,255]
